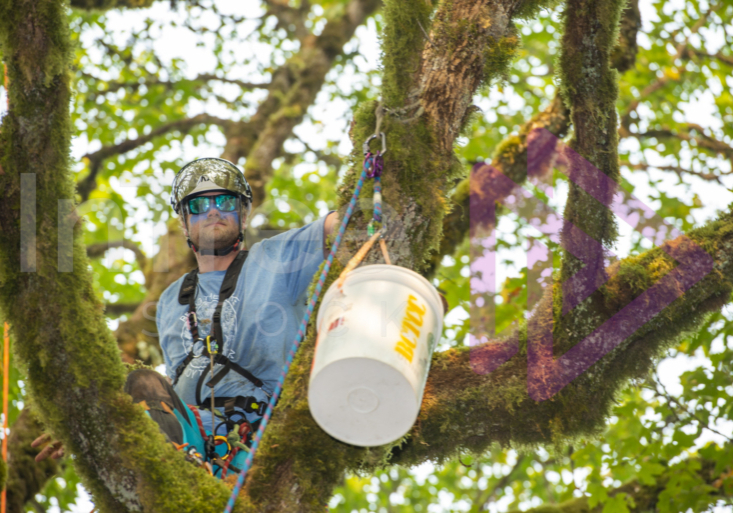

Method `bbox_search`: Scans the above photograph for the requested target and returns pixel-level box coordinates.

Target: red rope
[188,405,208,440]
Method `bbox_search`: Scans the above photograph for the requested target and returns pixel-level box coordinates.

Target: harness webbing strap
[195,353,266,406]
[199,396,267,417]
[209,355,264,390]
[173,251,254,389]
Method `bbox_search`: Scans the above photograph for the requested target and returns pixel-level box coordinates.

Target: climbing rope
[223,136,385,512]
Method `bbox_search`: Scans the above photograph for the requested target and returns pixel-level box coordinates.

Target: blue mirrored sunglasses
[188,194,238,215]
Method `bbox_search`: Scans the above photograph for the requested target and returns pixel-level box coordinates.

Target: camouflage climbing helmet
[170,158,252,214]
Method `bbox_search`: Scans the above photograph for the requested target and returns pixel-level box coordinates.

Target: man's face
[184,192,244,251]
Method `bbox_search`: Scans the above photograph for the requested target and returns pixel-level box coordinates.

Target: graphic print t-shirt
[156,216,327,432]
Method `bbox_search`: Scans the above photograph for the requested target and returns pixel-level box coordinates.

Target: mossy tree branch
[390,206,733,467]
[228,0,569,509]
[427,0,641,274]
[556,0,624,306]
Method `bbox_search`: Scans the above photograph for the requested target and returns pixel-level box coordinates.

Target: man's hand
[324,211,339,239]
[31,433,65,462]
[323,211,339,257]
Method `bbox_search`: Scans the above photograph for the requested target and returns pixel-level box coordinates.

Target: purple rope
[223,163,371,512]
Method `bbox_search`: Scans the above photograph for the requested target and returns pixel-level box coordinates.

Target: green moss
[380,0,435,106]
[482,26,520,88]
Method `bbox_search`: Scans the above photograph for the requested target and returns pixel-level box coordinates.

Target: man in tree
[35,157,339,478]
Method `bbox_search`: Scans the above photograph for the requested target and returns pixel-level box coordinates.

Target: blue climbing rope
[223,146,383,512]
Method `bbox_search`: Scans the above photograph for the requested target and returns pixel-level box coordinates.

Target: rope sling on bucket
[223,128,387,512]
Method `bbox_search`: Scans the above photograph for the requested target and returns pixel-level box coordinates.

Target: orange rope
[3,63,8,111]
[2,322,9,513]
[336,231,382,289]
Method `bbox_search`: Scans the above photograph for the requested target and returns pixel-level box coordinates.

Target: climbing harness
[175,250,267,407]
[223,119,390,512]
[175,249,268,471]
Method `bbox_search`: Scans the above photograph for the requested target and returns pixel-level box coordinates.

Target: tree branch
[105,302,141,316]
[556,0,624,305]
[416,0,522,151]
[626,161,732,184]
[427,0,641,274]
[87,239,147,272]
[390,205,733,467]
[263,0,311,43]
[0,2,237,509]
[77,113,230,201]
[236,0,382,207]
[232,0,569,508]
[686,47,733,67]
[621,124,733,161]
[475,455,526,510]
[80,72,269,97]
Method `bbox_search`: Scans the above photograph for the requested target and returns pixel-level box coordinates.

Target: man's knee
[124,369,170,403]
[124,369,186,445]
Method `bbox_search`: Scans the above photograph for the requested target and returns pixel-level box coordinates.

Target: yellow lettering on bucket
[394,295,427,363]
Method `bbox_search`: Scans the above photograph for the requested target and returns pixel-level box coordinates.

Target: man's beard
[195,225,240,250]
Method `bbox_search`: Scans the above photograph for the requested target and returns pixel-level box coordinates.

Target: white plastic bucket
[308,264,444,447]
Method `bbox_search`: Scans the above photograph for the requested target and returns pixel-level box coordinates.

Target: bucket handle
[336,230,392,289]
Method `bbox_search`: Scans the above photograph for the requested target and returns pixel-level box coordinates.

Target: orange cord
[2,322,9,513]
[3,63,8,111]
[336,231,382,289]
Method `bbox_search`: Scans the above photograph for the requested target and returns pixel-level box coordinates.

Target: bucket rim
[316,264,445,327]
